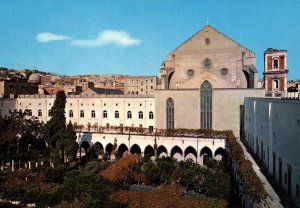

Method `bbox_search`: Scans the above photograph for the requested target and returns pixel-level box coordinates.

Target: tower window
[274,59,278,69]
[274,80,279,89]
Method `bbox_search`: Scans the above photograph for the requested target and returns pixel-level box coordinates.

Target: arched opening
[130,144,141,154]
[274,80,279,89]
[242,70,250,88]
[118,143,128,156]
[144,145,155,157]
[171,146,183,161]
[200,81,212,130]
[200,146,212,165]
[214,147,226,161]
[184,146,197,162]
[105,143,113,158]
[157,145,168,158]
[167,71,174,89]
[90,142,103,160]
[80,141,90,157]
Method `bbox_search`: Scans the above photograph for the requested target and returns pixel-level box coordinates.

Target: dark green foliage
[144,157,177,185]
[131,157,231,200]
[43,164,68,183]
[84,161,101,174]
[59,172,115,207]
[0,111,45,165]
[63,121,78,162]
[44,91,78,166]
[44,91,66,150]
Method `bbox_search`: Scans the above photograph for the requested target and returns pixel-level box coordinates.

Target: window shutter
[268,78,272,91]
[267,56,272,70]
[279,77,285,91]
[279,55,285,70]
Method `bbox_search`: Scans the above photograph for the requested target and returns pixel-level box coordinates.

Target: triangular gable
[168,25,254,55]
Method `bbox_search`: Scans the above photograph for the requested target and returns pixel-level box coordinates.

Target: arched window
[274,80,279,89]
[127,111,132,119]
[115,111,119,118]
[80,110,84,118]
[69,110,73,118]
[138,111,143,119]
[48,110,52,117]
[38,109,42,117]
[149,111,154,119]
[166,98,174,129]
[200,81,212,129]
[28,109,32,116]
[103,110,107,118]
[91,110,96,118]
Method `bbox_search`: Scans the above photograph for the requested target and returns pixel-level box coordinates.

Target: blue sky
[0,0,300,80]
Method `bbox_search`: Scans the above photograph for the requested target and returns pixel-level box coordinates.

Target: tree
[44,91,67,165]
[63,122,78,162]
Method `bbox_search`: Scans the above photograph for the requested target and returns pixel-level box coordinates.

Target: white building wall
[244,98,300,207]
[11,95,155,129]
[79,132,226,165]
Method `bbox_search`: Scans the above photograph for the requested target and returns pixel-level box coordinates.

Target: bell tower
[264,48,288,96]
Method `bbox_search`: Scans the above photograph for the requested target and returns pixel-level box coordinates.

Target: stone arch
[214,147,226,160]
[80,141,90,156]
[184,146,197,162]
[242,70,250,88]
[171,146,183,161]
[167,71,175,89]
[90,142,104,159]
[157,145,168,158]
[105,143,113,155]
[92,142,103,153]
[200,146,212,158]
[144,145,155,157]
[118,143,128,156]
[200,146,212,165]
[130,144,141,154]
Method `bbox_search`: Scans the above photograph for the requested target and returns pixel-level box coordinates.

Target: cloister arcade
[78,132,226,165]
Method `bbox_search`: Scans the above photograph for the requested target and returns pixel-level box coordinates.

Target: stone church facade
[159,25,258,90]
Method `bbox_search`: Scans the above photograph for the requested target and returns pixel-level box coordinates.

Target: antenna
[206,16,209,25]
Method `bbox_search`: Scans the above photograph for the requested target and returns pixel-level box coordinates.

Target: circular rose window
[187,69,194,78]
[220,68,228,77]
[203,58,212,69]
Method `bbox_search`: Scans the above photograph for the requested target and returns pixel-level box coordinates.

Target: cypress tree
[44,91,67,165]
[63,121,78,163]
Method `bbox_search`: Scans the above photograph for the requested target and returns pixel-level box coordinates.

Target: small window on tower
[274,59,278,69]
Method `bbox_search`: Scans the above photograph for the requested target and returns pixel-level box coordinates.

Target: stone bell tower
[264,48,288,96]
